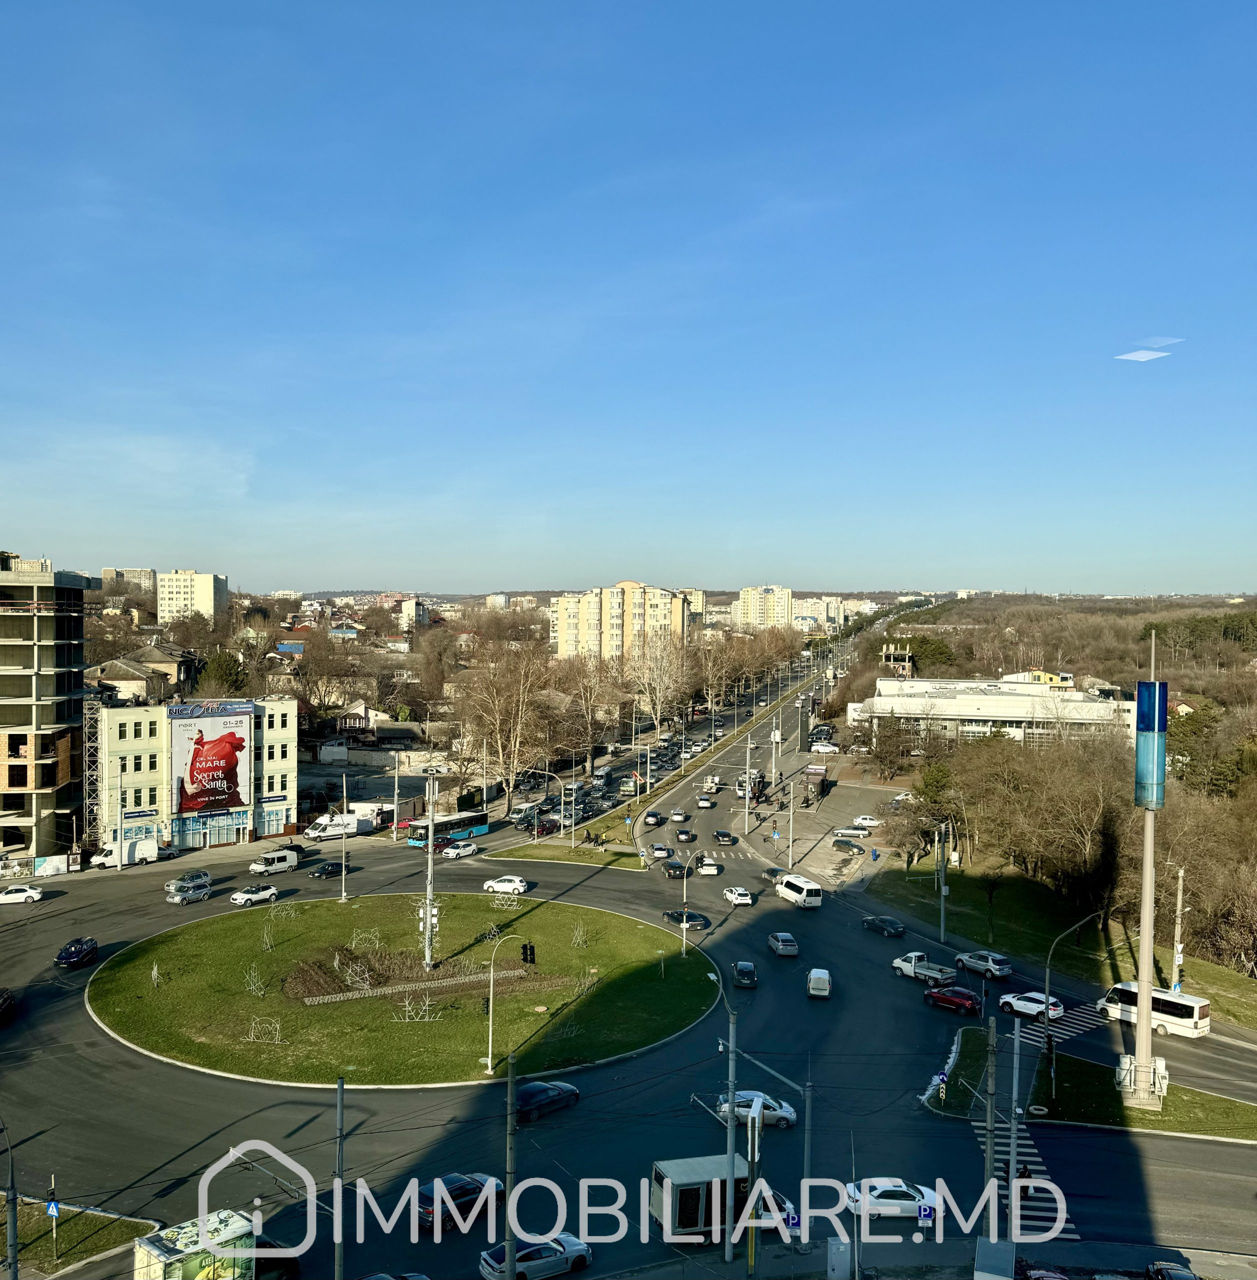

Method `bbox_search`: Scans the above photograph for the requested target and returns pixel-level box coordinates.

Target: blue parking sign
[917,1203,933,1224]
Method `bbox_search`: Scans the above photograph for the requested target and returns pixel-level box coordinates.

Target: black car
[731,961,758,989]
[1145,1266,1201,1280]
[713,830,735,846]
[273,842,305,857]
[862,915,905,937]
[516,1080,580,1122]
[832,838,865,855]
[54,937,99,969]
[713,717,725,727]
[308,861,350,879]
[415,1173,499,1228]
[643,811,663,827]
[760,866,787,884]
[663,859,687,879]
[662,909,710,930]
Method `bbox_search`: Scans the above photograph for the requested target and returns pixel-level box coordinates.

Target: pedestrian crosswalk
[1015,1002,1107,1049]
[968,1119,1081,1241]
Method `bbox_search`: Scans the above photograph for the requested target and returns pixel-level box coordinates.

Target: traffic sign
[46,1201,59,1219]
[1172,981,1181,993]
[938,1071,948,1084]
[917,1203,934,1224]
[786,1211,801,1231]
[772,829,780,840]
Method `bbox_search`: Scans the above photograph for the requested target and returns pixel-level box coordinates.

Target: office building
[550,581,690,660]
[102,567,157,594]
[0,552,88,870]
[157,569,228,626]
[733,585,794,630]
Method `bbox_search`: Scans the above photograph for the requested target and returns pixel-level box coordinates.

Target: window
[119,723,127,741]
[267,744,275,761]
[148,786,157,807]
[254,745,262,761]
[254,715,262,731]
[119,757,127,774]
[149,754,157,771]
[133,722,142,739]
[280,712,288,729]
[133,789,142,808]
[280,774,287,792]
[149,721,157,737]
[267,775,274,793]
[280,743,288,760]
[134,755,142,773]
[267,713,275,730]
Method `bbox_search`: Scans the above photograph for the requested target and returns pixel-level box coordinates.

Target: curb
[84,893,719,1092]
[1026,1116,1257,1146]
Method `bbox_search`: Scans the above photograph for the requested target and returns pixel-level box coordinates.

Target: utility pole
[504,1053,518,1280]
[2,1110,16,1280]
[747,1103,761,1280]
[724,1008,737,1265]
[1009,1019,1022,1235]
[787,780,795,870]
[340,773,349,904]
[334,1077,344,1280]
[424,776,437,970]
[983,1016,997,1239]
[391,753,399,843]
[1172,865,1186,992]
[743,733,751,834]
[938,825,947,945]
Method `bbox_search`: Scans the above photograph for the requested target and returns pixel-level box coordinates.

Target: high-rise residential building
[0,552,88,868]
[102,567,157,594]
[733,585,794,630]
[676,589,707,616]
[398,598,430,632]
[510,595,539,610]
[550,580,690,660]
[485,592,511,610]
[792,595,848,631]
[156,569,228,626]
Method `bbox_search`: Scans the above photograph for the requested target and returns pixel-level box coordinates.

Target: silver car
[955,950,1013,979]
[167,882,211,906]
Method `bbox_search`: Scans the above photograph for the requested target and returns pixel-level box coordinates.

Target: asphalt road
[2,657,1254,1277]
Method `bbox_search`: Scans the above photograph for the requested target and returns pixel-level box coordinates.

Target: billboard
[169,700,254,815]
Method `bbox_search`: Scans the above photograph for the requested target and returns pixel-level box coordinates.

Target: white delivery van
[593,765,612,781]
[249,848,299,876]
[303,813,371,842]
[775,875,823,908]
[806,968,832,998]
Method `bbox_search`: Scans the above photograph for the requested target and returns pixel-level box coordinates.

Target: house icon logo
[197,1140,318,1259]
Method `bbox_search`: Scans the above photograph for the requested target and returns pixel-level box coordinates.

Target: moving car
[844,1178,937,1219]
[165,869,211,893]
[54,937,99,968]
[718,1091,797,1128]
[670,808,687,823]
[483,875,529,896]
[760,866,787,884]
[861,915,905,937]
[415,1173,502,1229]
[479,1233,591,1280]
[806,968,832,998]
[308,861,349,879]
[1145,1265,1202,1280]
[0,987,16,1025]
[443,841,480,858]
[697,794,716,809]
[649,843,672,859]
[731,961,758,988]
[166,882,211,905]
[955,950,1013,978]
[722,886,752,906]
[0,884,43,905]
[661,909,709,930]
[643,811,663,827]
[676,828,696,843]
[834,826,870,841]
[516,1080,579,1122]
[713,830,735,846]
[924,986,981,1015]
[663,859,687,879]
[696,857,720,876]
[231,884,280,908]
[1000,991,1064,1021]
[768,932,799,956]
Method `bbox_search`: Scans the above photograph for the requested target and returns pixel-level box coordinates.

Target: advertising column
[169,701,255,848]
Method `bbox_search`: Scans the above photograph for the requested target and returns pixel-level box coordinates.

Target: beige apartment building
[734,585,794,630]
[157,569,228,626]
[550,580,690,660]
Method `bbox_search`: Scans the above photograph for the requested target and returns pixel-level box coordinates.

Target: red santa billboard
[168,701,254,814]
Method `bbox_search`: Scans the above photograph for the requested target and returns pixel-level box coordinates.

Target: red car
[534,818,559,837]
[923,986,981,1016]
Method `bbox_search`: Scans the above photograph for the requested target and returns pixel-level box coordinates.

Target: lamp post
[706,975,738,1265]
[1045,910,1100,1101]
[485,932,524,1075]
[1,1110,17,1280]
[679,848,703,957]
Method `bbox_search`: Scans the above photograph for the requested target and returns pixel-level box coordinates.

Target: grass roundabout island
[87,894,717,1086]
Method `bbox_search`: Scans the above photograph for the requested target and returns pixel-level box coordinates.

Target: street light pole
[743,733,751,835]
[1045,910,1100,1101]
[333,1077,344,1280]
[1172,865,1186,991]
[423,776,437,971]
[340,773,349,904]
[2,1111,18,1280]
[787,780,795,870]
[485,932,523,1074]
[680,849,702,957]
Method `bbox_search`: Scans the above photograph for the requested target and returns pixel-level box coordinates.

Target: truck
[892,951,957,988]
[303,812,373,842]
[347,801,394,829]
[702,775,721,793]
[89,837,174,868]
[649,1154,749,1242]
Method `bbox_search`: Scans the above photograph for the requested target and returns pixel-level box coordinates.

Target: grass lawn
[487,841,645,870]
[866,856,1257,1029]
[89,895,715,1085]
[935,1024,987,1116]
[1,1201,150,1273]
[1031,1050,1257,1139]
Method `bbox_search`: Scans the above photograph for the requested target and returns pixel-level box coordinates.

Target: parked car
[832,838,865,855]
[722,886,752,906]
[924,986,982,1015]
[643,811,664,827]
[1144,1265,1202,1280]
[768,932,799,956]
[955,950,1013,979]
[810,741,842,754]
[718,1090,796,1128]
[483,876,529,896]
[479,1233,591,1280]
[443,841,480,859]
[0,987,16,1025]
[731,961,758,988]
[713,830,735,846]
[534,817,559,837]
[308,860,349,879]
[231,884,280,908]
[1000,991,1064,1021]
[834,826,870,841]
[853,815,883,828]
[54,937,99,968]
[861,915,905,937]
[0,884,43,906]
[415,1173,502,1229]
[516,1080,579,1122]
[661,909,709,930]
[844,1178,937,1219]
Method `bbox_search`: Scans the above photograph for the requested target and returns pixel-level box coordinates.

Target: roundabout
[85,893,717,1086]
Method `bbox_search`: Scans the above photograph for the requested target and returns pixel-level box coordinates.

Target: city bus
[406,810,490,846]
[1096,982,1211,1038]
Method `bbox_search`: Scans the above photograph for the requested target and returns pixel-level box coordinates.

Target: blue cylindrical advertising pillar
[1134,681,1167,810]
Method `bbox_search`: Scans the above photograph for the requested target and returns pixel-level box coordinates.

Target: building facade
[88,695,299,852]
[550,580,690,660]
[102,567,157,593]
[734,585,794,630]
[485,592,510,610]
[157,569,228,626]
[0,553,88,870]
[399,598,431,631]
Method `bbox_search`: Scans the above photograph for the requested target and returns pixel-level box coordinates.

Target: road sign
[624,815,631,825]
[917,1203,934,1224]
[46,1201,59,1218]
[1172,981,1181,993]
[938,1071,948,1084]
[786,1211,801,1231]
[772,829,779,840]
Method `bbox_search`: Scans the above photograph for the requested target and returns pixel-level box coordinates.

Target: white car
[853,815,883,828]
[649,843,672,859]
[845,1177,937,1219]
[810,741,842,754]
[697,794,716,809]
[0,884,43,905]
[483,875,529,896]
[723,886,752,906]
[444,841,480,858]
[670,808,687,823]
[1000,991,1064,1021]
[893,792,913,804]
[718,1090,797,1129]
[479,1232,591,1280]
[230,884,279,908]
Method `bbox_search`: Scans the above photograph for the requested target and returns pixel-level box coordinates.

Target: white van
[657,733,673,747]
[806,968,832,998]
[775,875,823,908]
[249,849,299,876]
[303,813,370,842]
[593,765,612,781]
[508,802,540,825]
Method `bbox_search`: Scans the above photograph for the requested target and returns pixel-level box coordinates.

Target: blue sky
[3,3,1254,594]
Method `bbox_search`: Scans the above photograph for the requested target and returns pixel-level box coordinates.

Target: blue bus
[407,810,490,846]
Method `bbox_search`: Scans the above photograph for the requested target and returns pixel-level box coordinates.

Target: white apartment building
[792,595,848,632]
[733,585,794,630]
[485,592,510,610]
[88,694,299,852]
[550,581,690,660]
[399,598,431,631]
[157,569,228,626]
[847,674,1136,747]
[102,567,157,593]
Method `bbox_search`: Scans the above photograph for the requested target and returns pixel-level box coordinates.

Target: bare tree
[627,637,692,736]
[557,655,618,776]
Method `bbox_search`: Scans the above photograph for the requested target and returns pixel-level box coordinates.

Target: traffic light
[521,942,536,965]
[482,996,490,1015]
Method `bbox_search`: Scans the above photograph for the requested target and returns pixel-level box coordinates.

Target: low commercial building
[85,695,299,852]
[847,674,1136,747]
